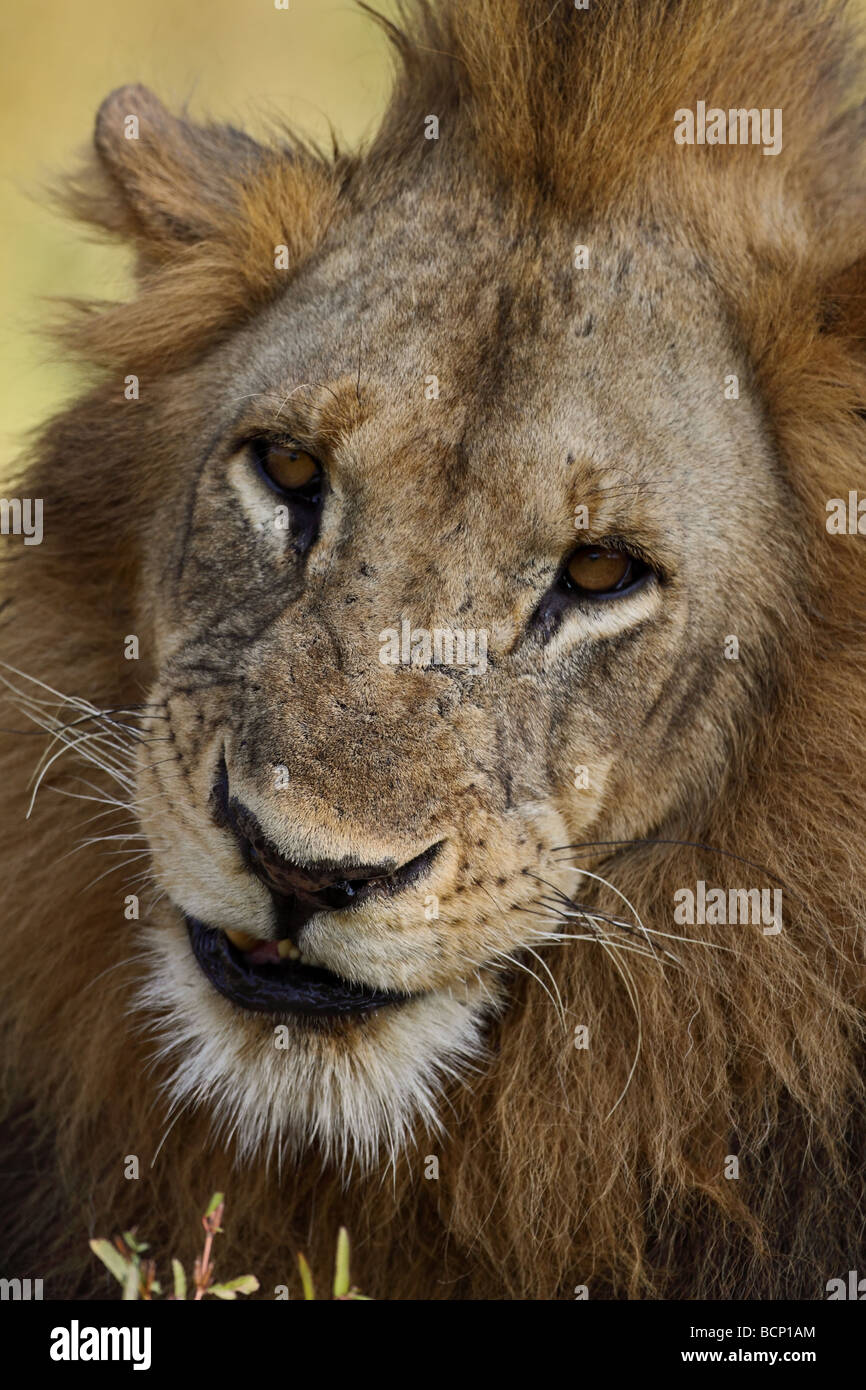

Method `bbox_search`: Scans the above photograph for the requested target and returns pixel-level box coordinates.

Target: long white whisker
[597,934,643,1118]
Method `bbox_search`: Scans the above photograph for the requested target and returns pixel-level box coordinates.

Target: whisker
[82,952,149,995]
[485,946,563,1020]
[596,932,643,1119]
[553,837,801,905]
[83,851,154,892]
[528,868,661,967]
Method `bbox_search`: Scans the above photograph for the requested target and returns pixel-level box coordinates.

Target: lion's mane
[1,0,865,1299]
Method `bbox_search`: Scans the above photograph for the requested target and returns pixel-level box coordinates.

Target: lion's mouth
[186,916,413,1018]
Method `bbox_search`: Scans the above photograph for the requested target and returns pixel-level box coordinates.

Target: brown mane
[2,0,865,1298]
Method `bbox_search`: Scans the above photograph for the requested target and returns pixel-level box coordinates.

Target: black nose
[210,761,440,941]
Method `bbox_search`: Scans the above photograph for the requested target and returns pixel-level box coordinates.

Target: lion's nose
[237,801,419,908]
[211,760,441,941]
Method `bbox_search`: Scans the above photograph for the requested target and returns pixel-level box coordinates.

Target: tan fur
[2,0,866,1299]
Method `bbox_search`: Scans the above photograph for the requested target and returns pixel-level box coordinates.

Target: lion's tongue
[244,940,281,965]
[223,929,300,965]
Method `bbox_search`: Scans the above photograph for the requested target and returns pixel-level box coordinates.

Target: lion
[1,0,865,1301]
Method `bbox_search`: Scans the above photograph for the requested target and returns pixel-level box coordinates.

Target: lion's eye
[256,443,321,495]
[563,545,646,596]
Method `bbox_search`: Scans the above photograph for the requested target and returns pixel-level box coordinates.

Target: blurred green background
[0,0,398,472]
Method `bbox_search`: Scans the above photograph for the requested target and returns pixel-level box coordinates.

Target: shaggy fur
[1,0,866,1300]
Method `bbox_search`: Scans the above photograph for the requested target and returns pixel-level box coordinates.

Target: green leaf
[122,1231,149,1254]
[204,1192,225,1217]
[122,1261,140,1301]
[333,1227,351,1299]
[207,1275,259,1300]
[297,1252,315,1301]
[89,1238,132,1287]
[172,1259,187,1301]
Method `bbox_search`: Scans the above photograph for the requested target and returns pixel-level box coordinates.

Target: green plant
[90,1197,370,1300]
[89,1192,258,1300]
[296,1226,370,1300]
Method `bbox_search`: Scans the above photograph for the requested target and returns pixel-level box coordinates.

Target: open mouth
[186,916,413,1019]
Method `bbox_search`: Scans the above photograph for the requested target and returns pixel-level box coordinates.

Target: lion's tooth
[277,939,301,961]
[224,929,259,952]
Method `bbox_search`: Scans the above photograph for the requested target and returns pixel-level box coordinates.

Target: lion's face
[132,191,797,1165]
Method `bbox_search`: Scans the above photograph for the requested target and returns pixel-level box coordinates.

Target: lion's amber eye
[259,444,320,493]
[565,545,635,594]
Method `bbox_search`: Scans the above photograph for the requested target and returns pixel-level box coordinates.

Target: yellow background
[0,0,398,469]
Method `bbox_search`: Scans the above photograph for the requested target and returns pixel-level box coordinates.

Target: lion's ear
[91,84,268,259]
[57,85,342,369]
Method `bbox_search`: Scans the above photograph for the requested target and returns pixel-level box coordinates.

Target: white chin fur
[132,926,494,1174]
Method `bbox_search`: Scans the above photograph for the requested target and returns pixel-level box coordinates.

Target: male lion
[1,0,865,1301]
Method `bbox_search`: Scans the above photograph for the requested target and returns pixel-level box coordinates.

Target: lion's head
[2,0,865,1299]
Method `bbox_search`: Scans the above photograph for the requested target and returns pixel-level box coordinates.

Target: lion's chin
[134,923,496,1171]
[185,915,417,1020]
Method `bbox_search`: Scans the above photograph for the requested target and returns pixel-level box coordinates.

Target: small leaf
[122,1261,140,1301]
[204,1192,225,1217]
[333,1227,351,1299]
[229,1275,259,1295]
[90,1238,132,1287]
[172,1259,187,1301]
[297,1252,316,1301]
[207,1275,259,1300]
[123,1231,149,1254]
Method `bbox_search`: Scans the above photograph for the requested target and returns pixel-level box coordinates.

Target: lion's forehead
[219,196,760,528]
